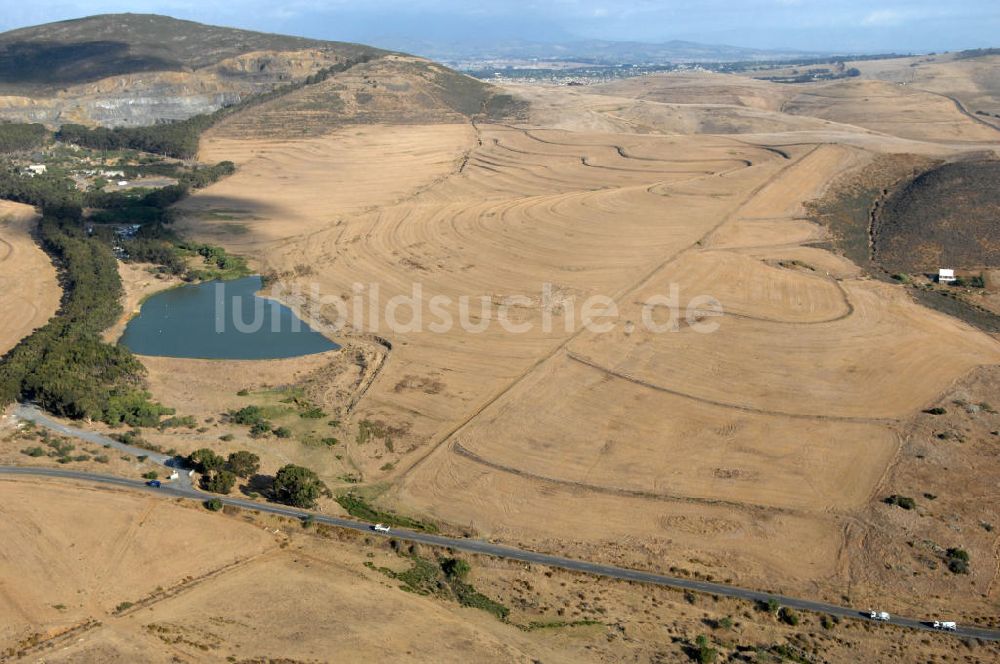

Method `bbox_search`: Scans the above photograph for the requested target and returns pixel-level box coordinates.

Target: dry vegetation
[4,47,1000,661]
[3,478,999,663]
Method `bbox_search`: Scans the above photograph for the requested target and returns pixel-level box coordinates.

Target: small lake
[120,276,339,359]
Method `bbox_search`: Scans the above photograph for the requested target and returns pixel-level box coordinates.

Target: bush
[273,426,292,439]
[142,471,158,480]
[884,494,916,510]
[694,635,717,664]
[249,421,272,438]
[20,446,46,457]
[441,558,471,580]
[923,407,947,415]
[230,405,266,425]
[204,498,223,511]
[946,548,970,574]
[778,607,799,626]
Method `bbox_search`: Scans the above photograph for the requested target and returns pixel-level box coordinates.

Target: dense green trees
[57,117,213,159]
[0,123,50,153]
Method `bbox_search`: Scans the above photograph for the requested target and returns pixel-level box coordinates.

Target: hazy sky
[3,1,999,52]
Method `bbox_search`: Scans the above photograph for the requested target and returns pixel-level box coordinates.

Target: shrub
[219,433,234,441]
[946,548,970,574]
[20,446,45,457]
[695,635,718,663]
[299,406,326,419]
[440,558,471,580]
[778,607,799,626]
[142,471,158,480]
[272,426,292,439]
[203,498,223,511]
[884,494,916,510]
[923,407,947,415]
[249,421,272,438]
[230,405,266,425]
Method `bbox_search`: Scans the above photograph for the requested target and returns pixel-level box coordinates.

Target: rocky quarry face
[0,49,346,127]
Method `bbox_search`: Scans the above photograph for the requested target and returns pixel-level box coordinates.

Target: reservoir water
[120,276,339,359]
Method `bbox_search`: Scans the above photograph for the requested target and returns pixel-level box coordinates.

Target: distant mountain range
[370,37,830,66]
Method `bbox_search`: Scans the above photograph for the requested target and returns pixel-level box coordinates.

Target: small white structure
[117,180,128,187]
[373,523,391,533]
[25,164,47,176]
[933,620,957,631]
[869,610,891,621]
[938,268,956,283]
[101,170,125,178]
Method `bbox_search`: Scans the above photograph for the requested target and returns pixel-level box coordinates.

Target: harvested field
[0,478,274,650]
[0,201,60,355]
[119,64,1000,615]
[782,78,1000,143]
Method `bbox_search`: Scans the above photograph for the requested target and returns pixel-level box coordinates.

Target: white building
[938,268,956,284]
[25,164,47,176]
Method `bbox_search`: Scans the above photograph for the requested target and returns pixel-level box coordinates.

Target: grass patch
[335,493,437,532]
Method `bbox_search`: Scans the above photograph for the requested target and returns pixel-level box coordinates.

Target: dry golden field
[161,59,1000,623]
[3,477,997,663]
[6,53,1000,661]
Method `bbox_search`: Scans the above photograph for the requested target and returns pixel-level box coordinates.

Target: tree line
[0,122,50,154]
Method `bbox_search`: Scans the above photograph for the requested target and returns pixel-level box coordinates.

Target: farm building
[938,268,956,284]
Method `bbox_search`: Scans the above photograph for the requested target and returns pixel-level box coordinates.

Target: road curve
[0,465,996,642]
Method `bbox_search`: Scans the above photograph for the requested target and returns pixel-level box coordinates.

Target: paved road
[0,465,996,642]
[12,403,192,488]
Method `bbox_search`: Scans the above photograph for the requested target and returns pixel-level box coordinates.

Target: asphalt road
[1,464,997,642]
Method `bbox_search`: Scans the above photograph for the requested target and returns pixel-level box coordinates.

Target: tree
[203,469,236,494]
[273,464,329,508]
[204,498,223,511]
[188,448,225,473]
[227,450,260,478]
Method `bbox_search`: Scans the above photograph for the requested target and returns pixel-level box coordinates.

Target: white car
[373,523,391,533]
[933,620,957,631]
[870,611,891,621]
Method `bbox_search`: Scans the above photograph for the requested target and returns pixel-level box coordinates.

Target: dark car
[146,480,162,488]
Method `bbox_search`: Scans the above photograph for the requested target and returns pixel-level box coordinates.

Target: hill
[0,14,517,128]
[0,13,378,92]
[874,159,1000,272]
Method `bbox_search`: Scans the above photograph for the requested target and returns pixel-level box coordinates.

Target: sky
[2,0,999,53]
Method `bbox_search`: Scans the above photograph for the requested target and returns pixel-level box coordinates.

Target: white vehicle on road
[373,523,391,533]
[933,620,957,631]
[870,611,891,621]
